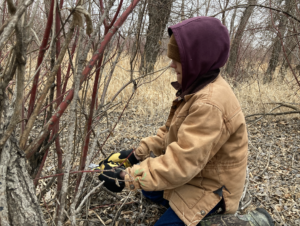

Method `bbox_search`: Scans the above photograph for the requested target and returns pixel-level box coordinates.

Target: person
[96,17,274,226]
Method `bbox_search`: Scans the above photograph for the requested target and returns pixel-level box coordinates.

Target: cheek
[170,60,177,68]
[177,74,182,83]
[178,65,182,74]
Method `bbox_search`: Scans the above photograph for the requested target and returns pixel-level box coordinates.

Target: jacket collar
[172,69,220,102]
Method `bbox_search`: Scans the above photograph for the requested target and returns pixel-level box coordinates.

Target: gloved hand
[95,162,125,192]
[100,149,139,168]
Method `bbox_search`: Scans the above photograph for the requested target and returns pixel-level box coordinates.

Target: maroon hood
[168,17,230,94]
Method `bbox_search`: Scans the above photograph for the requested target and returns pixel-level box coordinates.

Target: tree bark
[0,137,47,226]
[140,0,173,73]
[225,0,256,78]
[0,50,45,226]
[181,0,185,21]
[0,8,46,225]
[263,0,292,83]
[229,7,237,39]
[0,0,34,49]
[279,29,296,80]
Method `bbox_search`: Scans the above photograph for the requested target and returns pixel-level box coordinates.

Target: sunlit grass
[20,52,300,119]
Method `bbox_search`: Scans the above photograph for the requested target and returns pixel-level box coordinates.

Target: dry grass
[95,55,176,116]
[232,72,300,119]
[17,49,300,120]
[103,56,300,119]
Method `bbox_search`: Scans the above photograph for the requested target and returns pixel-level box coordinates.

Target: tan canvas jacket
[124,75,248,226]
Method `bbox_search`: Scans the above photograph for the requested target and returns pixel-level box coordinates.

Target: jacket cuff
[134,143,149,160]
[124,168,141,191]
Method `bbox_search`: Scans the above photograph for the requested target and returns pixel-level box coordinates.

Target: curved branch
[107,0,123,29]
[246,111,300,118]
[0,0,34,49]
[211,4,300,23]
[24,0,141,161]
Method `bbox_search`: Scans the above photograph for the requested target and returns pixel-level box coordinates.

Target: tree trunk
[221,0,229,26]
[229,7,237,39]
[0,3,46,225]
[205,0,211,16]
[279,30,297,80]
[140,0,173,73]
[1,91,45,226]
[181,0,185,21]
[263,0,292,83]
[0,137,47,226]
[225,0,256,79]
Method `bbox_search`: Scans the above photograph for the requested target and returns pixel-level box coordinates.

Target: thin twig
[90,210,106,225]
[75,181,104,214]
[89,201,137,211]
[211,4,300,23]
[246,111,300,118]
[112,191,132,226]
[133,190,144,226]
[256,147,271,178]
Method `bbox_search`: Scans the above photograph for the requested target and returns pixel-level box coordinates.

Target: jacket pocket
[174,184,205,209]
[175,110,188,129]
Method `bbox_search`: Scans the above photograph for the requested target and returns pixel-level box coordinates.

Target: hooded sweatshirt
[169,17,230,98]
[125,17,248,226]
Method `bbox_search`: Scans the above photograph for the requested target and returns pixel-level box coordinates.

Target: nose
[170,60,176,69]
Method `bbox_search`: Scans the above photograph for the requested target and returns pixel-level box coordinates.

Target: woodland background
[0,0,300,225]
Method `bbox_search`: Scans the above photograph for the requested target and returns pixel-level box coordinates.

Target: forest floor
[70,108,300,226]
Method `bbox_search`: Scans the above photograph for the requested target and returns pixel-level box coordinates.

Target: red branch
[75,0,123,190]
[39,89,70,114]
[25,0,141,162]
[35,169,113,181]
[54,0,64,203]
[108,0,123,29]
[49,0,140,130]
[34,150,135,183]
[62,30,79,95]
[34,148,49,187]
[27,0,55,119]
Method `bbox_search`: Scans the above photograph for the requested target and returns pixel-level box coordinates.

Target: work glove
[95,162,125,192]
[99,149,139,168]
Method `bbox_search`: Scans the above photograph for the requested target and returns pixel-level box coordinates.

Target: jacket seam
[139,143,148,155]
[212,153,248,168]
[193,100,223,115]
[148,158,172,188]
[214,125,225,185]
[216,164,223,187]
[169,200,191,225]
[193,101,231,136]
[227,106,242,122]
[174,114,224,208]
[208,82,213,100]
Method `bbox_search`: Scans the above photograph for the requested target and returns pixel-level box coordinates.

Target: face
[170,59,182,84]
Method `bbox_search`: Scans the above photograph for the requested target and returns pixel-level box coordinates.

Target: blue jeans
[142,190,224,226]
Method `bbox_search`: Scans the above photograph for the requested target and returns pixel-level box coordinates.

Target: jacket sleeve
[125,102,224,191]
[134,125,168,160]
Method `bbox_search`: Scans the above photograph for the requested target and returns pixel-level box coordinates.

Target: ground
[70,108,300,226]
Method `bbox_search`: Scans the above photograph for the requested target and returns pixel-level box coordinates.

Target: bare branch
[211,4,300,23]
[75,181,104,215]
[21,23,75,151]
[0,0,34,49]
